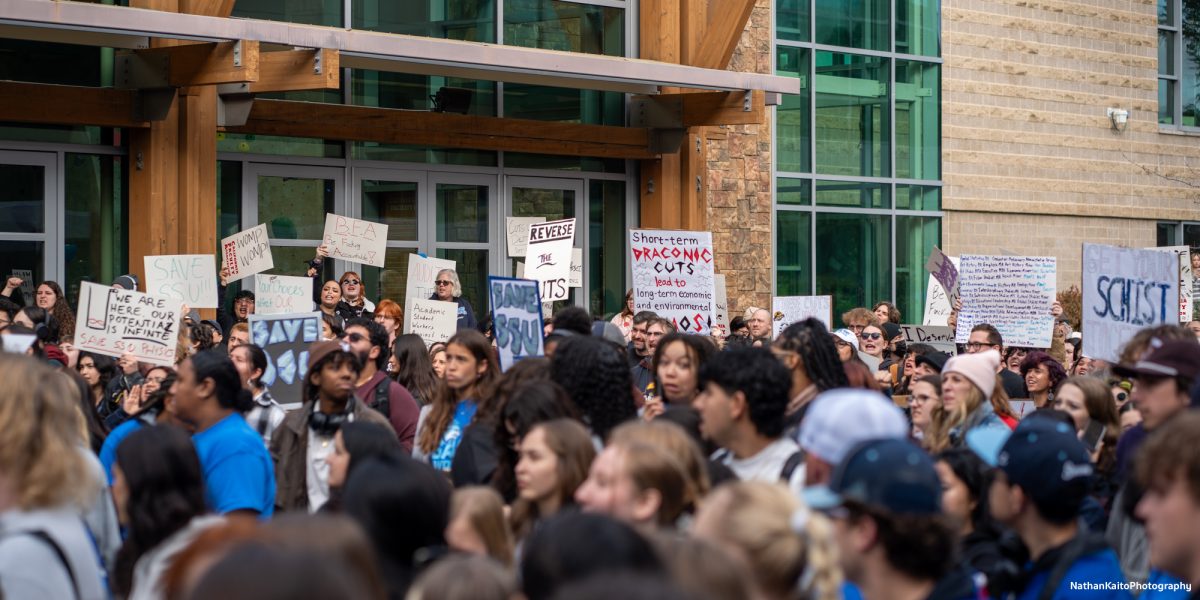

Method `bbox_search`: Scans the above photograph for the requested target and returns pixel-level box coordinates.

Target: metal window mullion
[1176,13,1185,125]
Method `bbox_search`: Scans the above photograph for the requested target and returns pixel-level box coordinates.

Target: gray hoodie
[0,505,109,599]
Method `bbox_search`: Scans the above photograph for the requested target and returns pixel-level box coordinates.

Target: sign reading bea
[74,281,182,367]
[255,275,314,316]
[221,224,274,283]
[249,312,322,408]
[630,229,715,335]
[322,214,388,268]
[489,277,544,371]
[144,254,218,308]
[1083,244,1178,362]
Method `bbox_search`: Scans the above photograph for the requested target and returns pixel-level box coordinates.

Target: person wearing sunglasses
[858,324,886,361]
[430,269,477,331]
[307,245,375,322]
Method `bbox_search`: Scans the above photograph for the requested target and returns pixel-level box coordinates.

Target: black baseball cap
[915,351,949,373]
[1112,339,1200,381]
[967,416,1092,515]
[804,438,941,516]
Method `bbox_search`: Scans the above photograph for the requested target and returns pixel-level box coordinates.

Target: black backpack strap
[780,449,806,483]
[21,530,80,599]
[373,379,391,419]
[1035,533,1107,600]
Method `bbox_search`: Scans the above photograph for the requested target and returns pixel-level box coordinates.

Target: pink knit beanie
[942,349,1000,398]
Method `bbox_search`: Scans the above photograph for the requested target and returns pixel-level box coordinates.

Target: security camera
[1107,107,1129,130]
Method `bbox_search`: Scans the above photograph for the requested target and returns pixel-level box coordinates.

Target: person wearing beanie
[269,340,392,513]
[111,274,138,291]
[940,349,1008,448]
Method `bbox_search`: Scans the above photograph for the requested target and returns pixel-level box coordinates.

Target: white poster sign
[144,254,218,308]
[897,324,956,354]
[1150,246,1194,323]
[221,223,274,283]
[1083,244,1178,362]
[1,334,35,354]
[403,298,458,346]
[322,214,388,268]
[528,218,575,303]
[771,296,833,336]
[925,246,960,308]
[506,217,546,258]
[953,255,1057,348]
[255,275,314,315]
[74,281,182,367]
[630,229,715,334]
[406,254,457,306]
[712,273,730,337]
[922,256,961,326]
[569,248,583,288]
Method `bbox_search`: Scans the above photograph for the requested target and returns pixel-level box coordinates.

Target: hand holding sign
[528,219,575,303]
[220,224,274,283]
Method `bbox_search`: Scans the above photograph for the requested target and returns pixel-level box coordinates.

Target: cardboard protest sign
[74,281,182,367]
[488,277,545,371]
[897,324,956,354]
[925,246,960,308]
[506,217,545,257]
[221,224,273,283]
[1149,246,1194,323]
[712,274,730,338]
[528,219,575,302]
[322,214,388,268]
[248,312,322,408]
[771,296,833,336]
[145,254,218,308]
[630,229,715,334]
[1083,244,1178,362]
[569,248,583,288]
[406,254,456,306]
[953,255,1057,348]
[404,298,457,346]
[922,256,960,326]
[255,275,314,315]
[12,269,33,305]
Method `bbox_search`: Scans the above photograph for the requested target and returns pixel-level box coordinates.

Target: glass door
[429,172,497,323]
[504,176,586,309]
[0,151,58,303]
[243,164,345,290]
[353,168,426,309]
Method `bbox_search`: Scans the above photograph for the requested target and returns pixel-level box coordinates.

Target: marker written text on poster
[629,230,715,334]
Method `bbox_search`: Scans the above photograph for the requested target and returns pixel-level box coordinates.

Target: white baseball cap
[831,328,859,350]
[798,389,910,465]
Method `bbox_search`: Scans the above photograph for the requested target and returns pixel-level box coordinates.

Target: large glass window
[815,0,889,51]
[589,180,627,317]
[815,213,891,317]
[776,210,812,296]
[778,0,811,42]
[896,61,940,180]
[897,0,940,57]
[0,40,113,145]
[1159,0,1200,127]
[353,0,495,41]
[815,52,889,178]
[896,215,940,324]
[777,48,811,173]
[64,154,126,305]
[232,0,342,26]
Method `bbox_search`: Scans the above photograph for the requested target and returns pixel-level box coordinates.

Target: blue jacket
[1138,570,1191,599]
[1016,534,1131,600]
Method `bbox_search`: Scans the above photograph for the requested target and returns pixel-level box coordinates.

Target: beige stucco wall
[942,0,1200,287]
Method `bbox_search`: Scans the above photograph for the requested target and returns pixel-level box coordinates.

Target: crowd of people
[3,261,1200,600]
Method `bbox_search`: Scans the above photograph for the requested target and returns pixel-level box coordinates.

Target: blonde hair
[449,487,515,566]
[609,420,710,512]
[701,482,842,600]
[0,355,92,509]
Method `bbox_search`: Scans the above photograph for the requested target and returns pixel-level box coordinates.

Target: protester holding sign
[217,268,256,341]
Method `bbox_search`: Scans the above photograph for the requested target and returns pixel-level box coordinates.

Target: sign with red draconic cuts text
[322,214,388,268]
[630,229,715,335]
[73,281,182,367]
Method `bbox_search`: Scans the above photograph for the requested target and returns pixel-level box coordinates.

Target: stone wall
[942,0,1200,288]
[707,0,775,316]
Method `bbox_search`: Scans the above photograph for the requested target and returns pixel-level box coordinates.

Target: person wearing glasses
[306,246,374,322]
[963,323,1028,401]
[430,269,478,331]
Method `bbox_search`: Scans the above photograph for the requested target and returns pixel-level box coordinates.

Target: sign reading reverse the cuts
[712,274,730,338]
[953,255,1057,348]
[12,269,33,305]
[630,229,715,334]
[322,214,388,268]
[923,256,961,326]
[406,254,456,306]
[527,218,576,302]
[771,296,833,337]
[1083,244,1179,363]
[74,281,182,367]
[145,254,218,309]
[506,217,545,257]
[221,223,274,283]
[489,277,545,371]
[404,298,458,347]
[1149,246,1194,323]
[897,324,956,355]
[248,312,322,408]
[255,275,314,316]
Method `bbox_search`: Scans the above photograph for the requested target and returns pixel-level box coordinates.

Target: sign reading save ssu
[248,311,322,408]
[489,276,544,371]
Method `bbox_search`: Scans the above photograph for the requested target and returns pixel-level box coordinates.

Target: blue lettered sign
[248,311,322,408]
[488,276,545,371]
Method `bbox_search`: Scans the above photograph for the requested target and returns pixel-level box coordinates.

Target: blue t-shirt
[430,399,477,471]
[99,418,147,484]
[1017,548,1132,600]
[1139,570,1192,599]
[192,413,276,518]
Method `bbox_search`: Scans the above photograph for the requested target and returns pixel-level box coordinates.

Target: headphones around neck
[308,395,355,437]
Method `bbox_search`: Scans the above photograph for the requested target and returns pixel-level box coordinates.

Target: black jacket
[428,294,477,331]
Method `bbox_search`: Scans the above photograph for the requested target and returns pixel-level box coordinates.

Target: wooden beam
[180,0,237,17]
[225,100,658,159]
[689,0,756,70]
[177,85,218,262]
[132,41,260,87]
[632,90,764,127]
[0,81,149,128]
[679,131,709,230]
[251,49,340,93]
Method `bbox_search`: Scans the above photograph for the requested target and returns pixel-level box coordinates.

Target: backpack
[371,379,391,419]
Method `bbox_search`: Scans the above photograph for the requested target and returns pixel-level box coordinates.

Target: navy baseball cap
[967,416,1093,512]
[804,438,942,516]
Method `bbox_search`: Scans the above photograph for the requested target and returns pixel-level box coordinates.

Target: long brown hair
[509,419,595,539]
[39,280,76,341]
[449,487,515,566]
[417,330,500,455]
[1059,376,1120,475]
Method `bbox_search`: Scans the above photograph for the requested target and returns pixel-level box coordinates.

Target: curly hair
[775,318,850,392]
[551,336,637,441]
[697,347,792,439]
[1018,351,1067,394]
[37,281,75,341]
[872,301,901,324]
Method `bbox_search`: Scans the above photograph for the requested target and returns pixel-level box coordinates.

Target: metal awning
[0,0,800,97]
